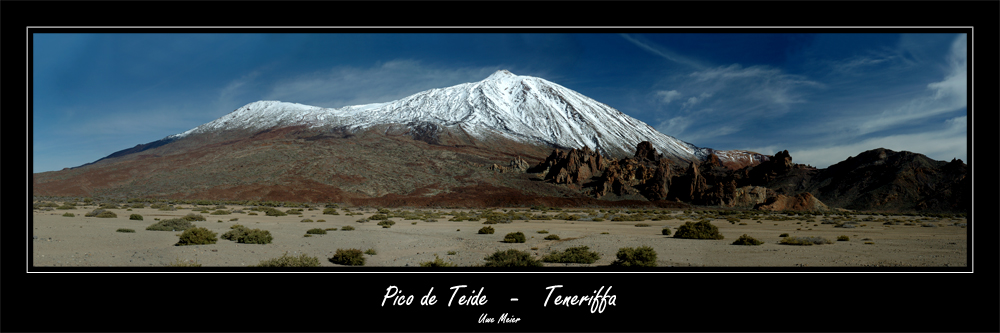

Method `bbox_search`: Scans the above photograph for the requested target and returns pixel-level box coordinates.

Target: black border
[14,1,998,332]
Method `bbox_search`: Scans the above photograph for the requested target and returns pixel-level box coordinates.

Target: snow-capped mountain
[171,70,729,162]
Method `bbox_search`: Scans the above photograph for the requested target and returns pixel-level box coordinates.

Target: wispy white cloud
[620,34,706,69]
[655,90,682,104]
[853,34,966,136]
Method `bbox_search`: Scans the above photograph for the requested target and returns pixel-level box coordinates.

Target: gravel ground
[30,206,969,268]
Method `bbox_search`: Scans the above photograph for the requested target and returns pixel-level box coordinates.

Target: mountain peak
[485,69,517,80]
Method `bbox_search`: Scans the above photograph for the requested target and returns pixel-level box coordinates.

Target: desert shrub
[364,248,377,255]
[484,215,512,224]
[146,218,195,231]
[420,254,455,267]
[322,208,340,215]
[129,214,143,221]
[306,228,326,235]
[96,211,118,218]
[116,228,135,233]
[329,249,365,266]
[610,246,658,267]
[241,229,273,244]
[837,235,850,241]
[255,252,320,267]
[447,251,457,255]
[673,221,724,240]
[285,209,303,215]
[301,219,314,223]
[181,213,206,222]
[57,204,76,210]
[368,214,389,220]
[542,246,600,264]
[377,220,395,228]
[537,230,549,234]
[317,219,326,222]
[175,227,218,246]
[661,228,671,236]
[483,249,543,267]
[62,212,75,217]
[263,208,287,217]
[478,226,495,234]
[779,233,790,237]
[503,232,527,243]
[922,223,938,228]
[341,225,355,231]
[779,236,833,246]
[635,223,650,227]
[731,234,764,245]
[167,259,201,267]
[210,210,230,215]
[544,234,560,240]
[229,218,239,221]
[85,209,109,217]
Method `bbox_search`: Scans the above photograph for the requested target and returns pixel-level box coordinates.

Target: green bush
[483,249,543,267]
[306,228,326,235]
[661,228,671,236]
[241,229,273,244]
[210,210,230,215]
[146,218,195,231]
[341,225,355,231]
[377,220,395,228]
[116,228,135,233]
[62,212,75,217]
[181,213,206,222]
[175,227,218,246]
[322,208,340,215]
[779,236,833,246]
[301,219,314,223]
[478,226,495,234]
[673,221,724,240]
[731,234,764,245]
[129,214,143,221]
[364,248,377,255]
[329,249,365,266]
[544,234,560,240]
[537,230,549,234]
[368,214,389,220]
[634,223,651,227]
[503,232,527,243]
[255,252,320,267]
[85,209,114,218]
[837,235,850,241]
[610,246,658,267]
[97,211,118,218]
[420,254,455,267]
[542,246,600,264]
[264,208,287,217]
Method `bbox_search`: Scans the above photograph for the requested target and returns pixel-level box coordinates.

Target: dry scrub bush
[329,249,365,266]
[483,249,543,267]
[175,227,217,246]
[542,246,600,264]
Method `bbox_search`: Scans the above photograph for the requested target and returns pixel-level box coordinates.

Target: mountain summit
[169,70,758,166]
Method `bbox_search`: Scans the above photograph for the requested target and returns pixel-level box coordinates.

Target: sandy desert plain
[29,201,969,268]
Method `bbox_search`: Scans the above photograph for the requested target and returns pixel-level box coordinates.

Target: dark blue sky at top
[32,32,968,173]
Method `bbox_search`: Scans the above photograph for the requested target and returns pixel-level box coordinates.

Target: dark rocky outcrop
[530,142,967,213]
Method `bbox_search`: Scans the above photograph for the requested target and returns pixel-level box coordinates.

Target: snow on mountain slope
[170,70,718,162]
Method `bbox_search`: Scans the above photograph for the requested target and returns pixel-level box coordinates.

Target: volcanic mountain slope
[167,70,766,167]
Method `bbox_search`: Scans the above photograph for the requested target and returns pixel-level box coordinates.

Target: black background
[13,1,997,332]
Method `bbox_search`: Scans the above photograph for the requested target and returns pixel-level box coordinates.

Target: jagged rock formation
[530,142,967,213]
[488,156,531,173]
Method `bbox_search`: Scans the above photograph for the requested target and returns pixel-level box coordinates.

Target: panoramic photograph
[31,32,970,269]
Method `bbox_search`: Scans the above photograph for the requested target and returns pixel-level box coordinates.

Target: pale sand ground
[30,205,968,267]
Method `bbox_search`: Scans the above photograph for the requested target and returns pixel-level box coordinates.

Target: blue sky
[32,32,968,173]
